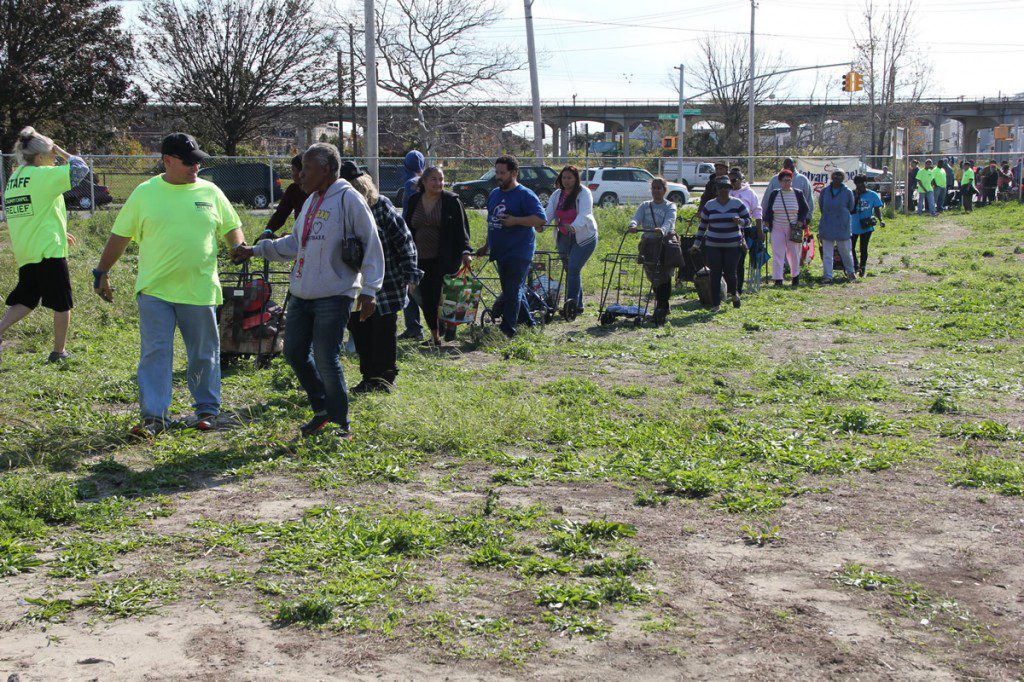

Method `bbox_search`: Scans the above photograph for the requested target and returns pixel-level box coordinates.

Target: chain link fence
[3,151,1020,223]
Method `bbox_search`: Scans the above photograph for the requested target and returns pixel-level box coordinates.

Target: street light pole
[337,50,345,154]
[747,0,757,181]
[349,24,358,157]
[675,64,685,184]
[572,93,577,153]
[364,0,378,183]
[524,0,544,161]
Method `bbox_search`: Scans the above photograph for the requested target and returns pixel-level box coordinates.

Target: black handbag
[337,189,365,270]
[778,192,802,242]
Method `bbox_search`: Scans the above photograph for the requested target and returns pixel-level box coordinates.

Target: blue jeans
[556,231,597,308]
[934,186,947,212]
[283,295,352,430]
[496,258,534,337]
[136,293,220,421]
[402,297,423,337]
[917,189,935,215]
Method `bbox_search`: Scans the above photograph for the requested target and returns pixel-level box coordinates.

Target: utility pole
[524,0,544,161]
[337,50,345,154]
[364,0,378,183]
[674,64,685,184]
[572,93,577,153]
[349,24,358,157]
[747,0,757,181]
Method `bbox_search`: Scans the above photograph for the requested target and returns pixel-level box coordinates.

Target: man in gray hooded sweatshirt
[234,143,384,439]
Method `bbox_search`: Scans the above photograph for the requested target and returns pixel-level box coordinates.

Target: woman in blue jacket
[817,170,857,284]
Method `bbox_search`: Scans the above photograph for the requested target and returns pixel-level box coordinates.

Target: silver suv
[582,167,690,207]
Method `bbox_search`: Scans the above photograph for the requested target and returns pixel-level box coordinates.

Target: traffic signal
[842,71,864,92]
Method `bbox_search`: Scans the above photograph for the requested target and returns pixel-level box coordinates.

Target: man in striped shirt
[695,177,751,311]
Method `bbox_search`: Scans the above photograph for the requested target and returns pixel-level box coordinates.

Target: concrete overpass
[292,96,1024,155]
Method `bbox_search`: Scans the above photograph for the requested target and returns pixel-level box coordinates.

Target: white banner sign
[795,156,863,189]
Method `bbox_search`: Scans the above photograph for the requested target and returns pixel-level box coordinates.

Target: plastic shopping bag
[439,264,483,326]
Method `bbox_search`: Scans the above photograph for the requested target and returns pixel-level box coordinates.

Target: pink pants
[770,226,802,281]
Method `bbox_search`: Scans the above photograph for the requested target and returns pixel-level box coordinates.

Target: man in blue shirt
[476,155,546,337]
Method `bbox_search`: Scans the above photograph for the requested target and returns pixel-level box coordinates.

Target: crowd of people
[0,128,1018,439]
[908,157,1021,215]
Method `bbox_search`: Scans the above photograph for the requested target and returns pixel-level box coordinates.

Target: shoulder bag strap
[779,192,793,224]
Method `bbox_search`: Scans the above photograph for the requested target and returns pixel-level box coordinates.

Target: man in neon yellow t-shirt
[960,160,976,213]
[1,127,88,364]
[915,159,938,216]
[94,133,245,436]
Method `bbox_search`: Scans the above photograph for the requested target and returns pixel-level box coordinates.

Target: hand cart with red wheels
[218,258,291,369]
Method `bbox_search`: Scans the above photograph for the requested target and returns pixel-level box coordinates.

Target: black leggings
[417,258,444,334]
[654,282,671,311]
[851,231,872,272]
[705,247,740,307]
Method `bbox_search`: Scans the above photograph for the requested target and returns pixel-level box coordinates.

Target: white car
[582,167,691,207]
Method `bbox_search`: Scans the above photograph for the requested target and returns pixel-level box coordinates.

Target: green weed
[0,537,43,576]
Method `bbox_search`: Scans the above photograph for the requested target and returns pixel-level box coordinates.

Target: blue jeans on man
[917,189,935,215]
[283,295,352,430]
[401,298,423,339]
[136,293,220,422]
[556,231,598,309]
[496,258,534,337]
[934,186,947,213]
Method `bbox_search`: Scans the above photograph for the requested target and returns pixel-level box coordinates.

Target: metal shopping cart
[218,258,291,369]
[597,229,665,327]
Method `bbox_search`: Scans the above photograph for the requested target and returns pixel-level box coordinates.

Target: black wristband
[92,268,107,289]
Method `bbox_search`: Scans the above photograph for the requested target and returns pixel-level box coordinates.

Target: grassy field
[1,201,1023,679]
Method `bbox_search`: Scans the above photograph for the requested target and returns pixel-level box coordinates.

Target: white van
[661,161,716,191]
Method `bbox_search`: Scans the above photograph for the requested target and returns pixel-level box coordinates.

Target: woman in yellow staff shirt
[1,127,89,363]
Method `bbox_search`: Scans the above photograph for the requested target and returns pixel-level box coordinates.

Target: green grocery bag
[439,264,482,326]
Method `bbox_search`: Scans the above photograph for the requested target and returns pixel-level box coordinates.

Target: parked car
[451,165,558,209]
[581,167,690,207]
[354,163,405,205]
[659,161,716,192]
[197,162,283,208]
[63,172,113,211]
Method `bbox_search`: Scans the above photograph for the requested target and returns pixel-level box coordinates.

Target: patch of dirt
[4,217,1023,680]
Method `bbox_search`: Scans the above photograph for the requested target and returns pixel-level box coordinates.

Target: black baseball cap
[714,176,732,189]
[339,160,364,182]
[160,133,210,165]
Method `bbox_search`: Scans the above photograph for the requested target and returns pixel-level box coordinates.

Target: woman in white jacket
[544,165,598,317]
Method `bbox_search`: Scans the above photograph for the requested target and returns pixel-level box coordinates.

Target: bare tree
[852,0,929,156]
[370,0,525,155]
[140,0,335,155]
[669,36,787,156]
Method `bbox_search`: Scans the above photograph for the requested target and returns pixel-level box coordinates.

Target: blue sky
[116,0,1023,132]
